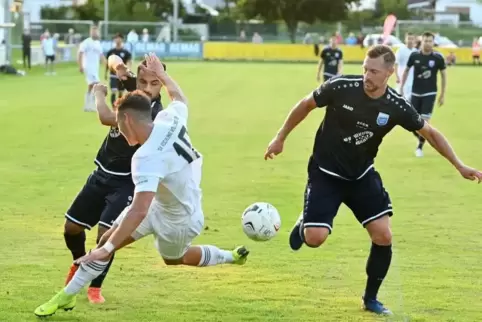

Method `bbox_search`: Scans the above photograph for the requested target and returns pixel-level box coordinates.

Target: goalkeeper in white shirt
[34,54,249,317]
[395,32,417,100]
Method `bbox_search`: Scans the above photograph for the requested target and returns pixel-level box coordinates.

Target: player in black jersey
[105,33,132,106]
[62,55,165,304]
[265,45,482,316]
[400,32,447,158]
[316,35,343,83]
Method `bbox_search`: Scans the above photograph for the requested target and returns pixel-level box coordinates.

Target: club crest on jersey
[428,60,435,67]
[109,127,121,138]
[376,112,390,126]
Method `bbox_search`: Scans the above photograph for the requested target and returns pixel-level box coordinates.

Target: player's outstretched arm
[417,123,482,182]
[93,84,117,126]
[141,53,187,104]
[104,191,155,252]
[264,93,317,160]
[400,67,409,95]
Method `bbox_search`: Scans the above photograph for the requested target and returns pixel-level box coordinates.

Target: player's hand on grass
[264,137,284,160]
[457,165,482,183]
[93,83,108,97]
[140,52,166,79]
[74,248,110,264]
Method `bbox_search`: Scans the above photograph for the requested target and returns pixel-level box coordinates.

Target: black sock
[418,136,426,150]
[364,243,392,300]
[90,237,115,288]
[110,93,116,106]
[412,131,419,140]
[64,231,86,261]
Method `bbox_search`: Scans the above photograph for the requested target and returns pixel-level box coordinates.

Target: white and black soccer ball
[241,202,281,241]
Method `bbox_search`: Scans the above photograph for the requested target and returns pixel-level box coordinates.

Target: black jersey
[311,75,425,180]
[94,73,162,177]
[320,47,343,77]
[406,50,446,96]
[105,47,132,76]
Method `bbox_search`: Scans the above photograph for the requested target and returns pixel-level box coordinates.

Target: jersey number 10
[173,125,200,164]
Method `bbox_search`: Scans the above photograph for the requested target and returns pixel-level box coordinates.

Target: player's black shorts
[324,74,335,82]
[473,55,480,59]
[109,76,125,91]
[45,55,55,63]
[411,94,436,118]
[65,169,134,230]
[303,158,392,233]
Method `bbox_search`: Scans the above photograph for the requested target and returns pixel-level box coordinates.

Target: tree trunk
[286,20,298,44]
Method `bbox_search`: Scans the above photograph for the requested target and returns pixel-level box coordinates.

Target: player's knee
[304,227,330,247]
[163,257,183,266]
[371,230,392,245]
[64,220,85,235]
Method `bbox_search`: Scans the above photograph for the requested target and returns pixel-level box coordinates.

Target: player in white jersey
[78,25,106,112]
[34,54,249,317]
[394,32,417,100]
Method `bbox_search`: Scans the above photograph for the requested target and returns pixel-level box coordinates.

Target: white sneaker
[415,148,424,157]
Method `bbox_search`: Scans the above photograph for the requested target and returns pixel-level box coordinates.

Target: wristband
[102,241,115,254]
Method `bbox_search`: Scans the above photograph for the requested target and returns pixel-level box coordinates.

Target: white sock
[197,245,233,266]
[84,92,90,106]
[64,260,109,295]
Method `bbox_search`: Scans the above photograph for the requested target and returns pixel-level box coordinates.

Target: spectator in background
[22,29,32,70]
[127,29,139,43]
[303,33,313,44]
[345,32,357,45]
[446,51,456,66]
[142,28,149,43]
[357,32,364,47]
[65,28,75,45]
[252,32,263,44]
[41,31,56,75]
[40,29,49,42]
[472,37,480,65]
[334,31,343,44]
[239,29,246,42]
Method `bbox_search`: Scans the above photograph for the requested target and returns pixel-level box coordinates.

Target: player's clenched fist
[92,83,108,96]
[264,137,284,160]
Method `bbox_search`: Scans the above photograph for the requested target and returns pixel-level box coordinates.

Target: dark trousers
[22,48,31,69]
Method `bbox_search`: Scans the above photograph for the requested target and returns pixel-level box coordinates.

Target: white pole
[173,0,178,42]
[104,0,109,39]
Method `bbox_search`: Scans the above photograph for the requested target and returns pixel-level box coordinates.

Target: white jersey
[131,100,202,216]
[42,38,55,56]
[79,37,103,72]
[395,45,417,78]
[395,45,417,98]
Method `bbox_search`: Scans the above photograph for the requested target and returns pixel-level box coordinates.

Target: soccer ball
[241,202,281,241]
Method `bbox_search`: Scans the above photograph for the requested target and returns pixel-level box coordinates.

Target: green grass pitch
[0,62,481,322]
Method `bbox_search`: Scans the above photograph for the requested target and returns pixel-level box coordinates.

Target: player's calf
[363,216,392,308]
[63,221,87,285]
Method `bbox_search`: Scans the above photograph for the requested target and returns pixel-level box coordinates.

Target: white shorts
[85,71,100,85]
[114,202,204,260]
